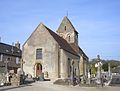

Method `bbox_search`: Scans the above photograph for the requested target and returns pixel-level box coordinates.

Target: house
[0,42,22,74]
[22,16,89,80]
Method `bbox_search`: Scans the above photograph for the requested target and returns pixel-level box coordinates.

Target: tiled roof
[44,25,79,57]
[78,47,88,59]
[70,43,80,54]
[70,43,88,59]
[0,42,22,57]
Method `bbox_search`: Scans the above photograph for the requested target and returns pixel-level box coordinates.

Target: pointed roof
[23,23,79,57]
[43,24,79,57]
[57,16,78,34]
[23,23,44,46]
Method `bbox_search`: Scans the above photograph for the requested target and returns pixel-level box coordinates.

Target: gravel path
[0,81,120,91]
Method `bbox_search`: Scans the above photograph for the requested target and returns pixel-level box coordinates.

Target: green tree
[91,63,97,75]
[102,62,108,71]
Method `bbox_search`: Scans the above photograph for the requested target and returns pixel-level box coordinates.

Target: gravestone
[11,74,20,86]
[110,75,120,85]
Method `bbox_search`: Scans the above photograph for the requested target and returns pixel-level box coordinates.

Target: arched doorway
[35,63,42,77]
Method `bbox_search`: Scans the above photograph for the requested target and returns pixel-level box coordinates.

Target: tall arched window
[65,26,66,31]
[0,54,3,61]
[68,36,70,42]
[66,34,71,42]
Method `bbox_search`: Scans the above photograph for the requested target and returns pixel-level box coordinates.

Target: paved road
[0,81,120,91]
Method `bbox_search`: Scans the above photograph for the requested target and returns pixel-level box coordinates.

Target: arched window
[68,58,71,77]
[68,36,70,42]
[0,54,3,61]
[65,26,66,31]
[66,34,71,42]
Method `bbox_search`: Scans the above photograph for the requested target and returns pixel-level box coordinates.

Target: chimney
[15,41,20,49]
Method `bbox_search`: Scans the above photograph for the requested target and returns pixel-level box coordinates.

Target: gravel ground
[0,81,120,91]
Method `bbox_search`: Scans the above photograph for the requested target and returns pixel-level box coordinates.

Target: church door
[36,63,42,77]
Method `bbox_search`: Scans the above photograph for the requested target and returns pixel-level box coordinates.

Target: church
[22,16,89,80]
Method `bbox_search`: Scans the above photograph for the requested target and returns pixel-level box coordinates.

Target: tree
[91,63,97,75]
[102,62,108,71]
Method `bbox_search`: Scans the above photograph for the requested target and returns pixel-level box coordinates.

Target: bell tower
[57,16,78,45]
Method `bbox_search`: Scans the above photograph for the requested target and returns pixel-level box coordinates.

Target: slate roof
[44,25,79,57]
[70,43,80,54]
[70,43,88,59]
[0,42,22,57]
[0,42,21,67]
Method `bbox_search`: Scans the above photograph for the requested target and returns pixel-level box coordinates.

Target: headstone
[39,73,44,81]
[44,71,48,78]
[11,74,20,86]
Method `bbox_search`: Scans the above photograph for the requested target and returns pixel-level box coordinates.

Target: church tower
[57,16,78,45]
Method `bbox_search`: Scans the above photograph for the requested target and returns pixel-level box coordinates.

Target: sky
[0,0,120,60]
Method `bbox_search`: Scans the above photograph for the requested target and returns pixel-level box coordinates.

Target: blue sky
[0,0,120,60]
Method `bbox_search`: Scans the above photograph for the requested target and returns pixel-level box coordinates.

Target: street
[0,81,120,91]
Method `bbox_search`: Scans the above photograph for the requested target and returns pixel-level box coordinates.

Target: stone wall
[0,54,20,74]
[59,49,79,79]
[23,24,59,79]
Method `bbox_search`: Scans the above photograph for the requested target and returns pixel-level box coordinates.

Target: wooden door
[36,63,42,77]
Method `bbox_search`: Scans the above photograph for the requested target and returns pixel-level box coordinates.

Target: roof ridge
[43,25,79,57]
[23,22,44,46]
[0,42,22,57]
[0,42,20,49]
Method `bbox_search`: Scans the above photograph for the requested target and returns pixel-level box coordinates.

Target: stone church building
[22,16,88,80]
